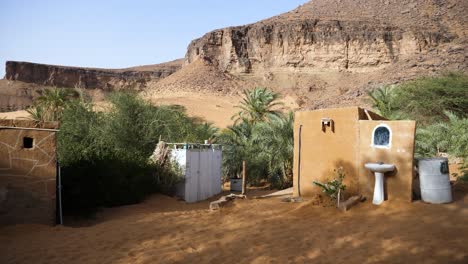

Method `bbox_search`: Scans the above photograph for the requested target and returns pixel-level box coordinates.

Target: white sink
[365,162,395,205]
[365,163,395,173]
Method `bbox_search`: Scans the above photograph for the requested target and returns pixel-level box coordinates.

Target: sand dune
[1,184,467,264]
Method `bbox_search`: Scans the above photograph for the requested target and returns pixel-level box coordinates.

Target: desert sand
[1,184,467,264]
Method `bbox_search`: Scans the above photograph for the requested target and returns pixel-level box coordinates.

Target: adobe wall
[293,107,415,202]
[358,121,416,201]
[0,120,58,225]
[293,107,363,197]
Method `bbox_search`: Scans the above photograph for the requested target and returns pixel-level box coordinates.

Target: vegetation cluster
[368,72,468,180]
[29,91,217,214]
[217,88,294,189]
[25,71,467,214]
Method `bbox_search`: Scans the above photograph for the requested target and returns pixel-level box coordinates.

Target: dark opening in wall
[23,137,34,149]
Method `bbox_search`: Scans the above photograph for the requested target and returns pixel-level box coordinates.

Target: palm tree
[217,121,255,179]
[416,122,449,157]
[27,88,78,121]
[232,87,283,124]
[415,111,468,158]
[252,112,294,188]
[367,85,400,119]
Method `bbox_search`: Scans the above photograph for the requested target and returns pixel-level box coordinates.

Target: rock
[209,194,246,210]
[338,195,364,211]
[5,60,182,90]
[185,0,459,77]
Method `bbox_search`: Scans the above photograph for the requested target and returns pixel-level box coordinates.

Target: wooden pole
[242,161,247,195]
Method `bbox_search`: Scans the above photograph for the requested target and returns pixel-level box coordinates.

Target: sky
[0,0,308,77]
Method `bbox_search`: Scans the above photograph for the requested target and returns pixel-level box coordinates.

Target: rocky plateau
[1,0,467,112]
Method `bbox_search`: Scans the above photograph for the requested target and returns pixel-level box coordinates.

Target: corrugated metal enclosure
[170,144,222,203]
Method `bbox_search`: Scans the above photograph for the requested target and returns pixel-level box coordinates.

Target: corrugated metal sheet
[172,147,222,203]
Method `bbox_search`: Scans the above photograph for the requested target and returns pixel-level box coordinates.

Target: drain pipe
[297,125,303,197]
[57,161,63,225]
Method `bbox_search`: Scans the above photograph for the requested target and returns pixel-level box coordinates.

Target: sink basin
[365,163,395,173]
[364,162,395,205]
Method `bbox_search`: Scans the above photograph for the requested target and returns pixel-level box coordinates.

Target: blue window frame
[372,124,392,148]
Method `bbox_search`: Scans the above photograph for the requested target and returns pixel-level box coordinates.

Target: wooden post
[242,161,247,195]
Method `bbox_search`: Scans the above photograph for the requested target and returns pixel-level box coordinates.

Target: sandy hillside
[0,92,297,129]
[1,184,467,264]
[0,110,30,119]
[144,91,298,128]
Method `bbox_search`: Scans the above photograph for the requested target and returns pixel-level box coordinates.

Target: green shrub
[313,167,347,203]
[58,92,217,214]
[368,73,468,172]
[61,159,157,215]
[395,72,468,124]
[368,72,468,123]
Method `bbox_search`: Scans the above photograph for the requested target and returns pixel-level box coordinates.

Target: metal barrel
[418,158,452,204]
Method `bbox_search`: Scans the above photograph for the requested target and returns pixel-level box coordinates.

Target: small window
[372,125,391,148]
[23,137,34,149]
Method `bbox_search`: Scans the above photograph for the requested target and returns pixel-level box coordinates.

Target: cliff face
[181,0,467,109]
[186,20,450,74]
[5,60,182,90]
[186,0,467,75]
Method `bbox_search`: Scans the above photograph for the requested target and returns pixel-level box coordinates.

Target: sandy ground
[1,184,467,264]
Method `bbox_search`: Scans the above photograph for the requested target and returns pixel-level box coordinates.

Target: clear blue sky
[0,0,308,77]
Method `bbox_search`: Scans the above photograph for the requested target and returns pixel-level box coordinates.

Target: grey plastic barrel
[418,158,452,204]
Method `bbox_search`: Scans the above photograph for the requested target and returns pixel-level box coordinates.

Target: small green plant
[454,163,468,183]
[313,167,347,205]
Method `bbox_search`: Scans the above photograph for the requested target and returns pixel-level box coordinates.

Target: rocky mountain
[2,0,467,111]
[5,60,182,90]
[182,0,467,108]
[1,60,182,111]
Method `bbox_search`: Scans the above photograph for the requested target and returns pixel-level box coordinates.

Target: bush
[58,92,217,214]
[368,73,468,173]
[368,72,468,123]
[61,159,157,215]
[395,72,468,124]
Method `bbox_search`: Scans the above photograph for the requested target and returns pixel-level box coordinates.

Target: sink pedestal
[373,172,385,205]
[364,163,395,206]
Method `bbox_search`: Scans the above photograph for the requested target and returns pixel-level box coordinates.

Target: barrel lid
[417,157,448,161]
